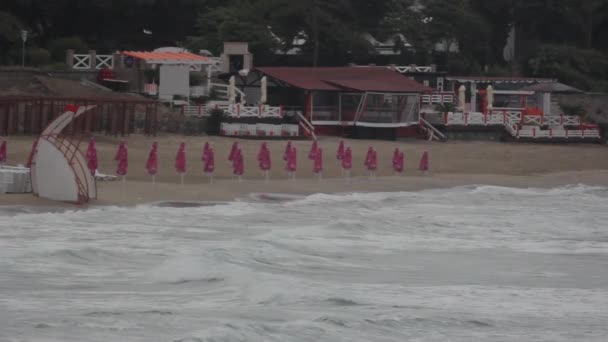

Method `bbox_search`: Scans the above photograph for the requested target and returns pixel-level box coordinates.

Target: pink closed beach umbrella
[336,140,345,160]
[202,142,210,162]
[85,137,98,175]
[393,148,404,174]
[364,147,373,168]
[342,147,352,178]
[204,147,215,183]
[146,142,158,183]
[365,147,377,179]
[228,141,239,161]
[313,147,324,180]
[283,141,292,161]
[419,151,429,172]
[258,142,271,182]
[115,141,128,185]
[0,140,7,165]
[308,140,318,160]
[175,142,186,184]
[392,148,405,174]
[286,145,297,179]
[233,148,244,181]
[392,148,400,169]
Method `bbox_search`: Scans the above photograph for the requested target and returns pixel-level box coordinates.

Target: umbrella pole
[121,175,126,199]
[265,170,269,183]
[209,173,213,184]
[180,173,184,186]
[152,175,156,185]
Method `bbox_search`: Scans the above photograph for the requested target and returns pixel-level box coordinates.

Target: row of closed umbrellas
[85,139,430,183]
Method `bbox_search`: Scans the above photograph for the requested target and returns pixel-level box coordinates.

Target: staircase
[209,82,247,104]
[419,117,447,141]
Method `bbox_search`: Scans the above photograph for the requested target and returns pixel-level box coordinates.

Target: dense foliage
[0,0,607,90]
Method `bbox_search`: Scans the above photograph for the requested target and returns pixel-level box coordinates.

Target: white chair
[0,171,14,194]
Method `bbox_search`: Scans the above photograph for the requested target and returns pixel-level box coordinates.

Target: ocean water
[1,185,608,341]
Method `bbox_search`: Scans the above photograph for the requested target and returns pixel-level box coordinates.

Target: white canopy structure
[30,105,97,204]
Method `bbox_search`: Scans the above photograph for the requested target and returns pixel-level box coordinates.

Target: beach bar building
[251,67,433,139]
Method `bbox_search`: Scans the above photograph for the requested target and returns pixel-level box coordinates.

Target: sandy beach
[2,134,608,206]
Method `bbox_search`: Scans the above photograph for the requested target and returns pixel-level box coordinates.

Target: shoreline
[2,170,608,208]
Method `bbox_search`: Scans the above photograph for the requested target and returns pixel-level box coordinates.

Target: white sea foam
[1,185,608,341]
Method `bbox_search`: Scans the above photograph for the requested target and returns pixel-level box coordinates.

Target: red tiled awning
[122,51,210,64]
[446,76,556,84]
[256,67,433,93]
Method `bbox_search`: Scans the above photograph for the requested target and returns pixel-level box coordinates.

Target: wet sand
[2,135,608,206]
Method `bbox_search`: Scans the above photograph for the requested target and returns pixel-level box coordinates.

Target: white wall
[159,65,190,98]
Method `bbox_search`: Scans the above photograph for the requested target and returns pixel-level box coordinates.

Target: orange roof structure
[122,51,210,64]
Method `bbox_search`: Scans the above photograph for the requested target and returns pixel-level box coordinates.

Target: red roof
[446,76,555,83]
[122,51,209,64]
[256,67,432,93]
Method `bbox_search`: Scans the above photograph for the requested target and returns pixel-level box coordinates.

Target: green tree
[0,11,24,64]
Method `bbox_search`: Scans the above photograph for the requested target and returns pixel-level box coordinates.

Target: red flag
[175,142,186,174]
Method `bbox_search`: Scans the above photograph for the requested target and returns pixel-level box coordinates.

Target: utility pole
[21,30,28,68]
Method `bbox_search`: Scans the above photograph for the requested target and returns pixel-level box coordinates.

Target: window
[437,77,444,92]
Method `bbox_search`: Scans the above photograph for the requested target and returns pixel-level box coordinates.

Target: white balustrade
[440,110,599,140]
[72,54,114,70]
[96,55,114,69]
[182,104,283,118]
[73,55,91,69]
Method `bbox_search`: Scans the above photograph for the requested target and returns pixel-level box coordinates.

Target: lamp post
[21,30,28,68]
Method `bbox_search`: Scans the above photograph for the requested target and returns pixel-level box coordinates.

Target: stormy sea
[1,185,607,341]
